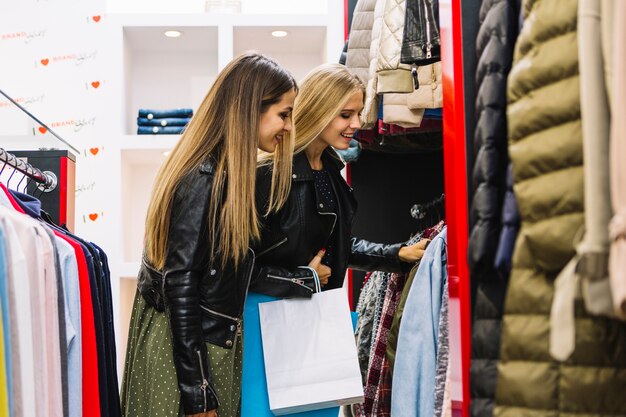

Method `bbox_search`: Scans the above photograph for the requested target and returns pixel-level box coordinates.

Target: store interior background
[0,0,447,385]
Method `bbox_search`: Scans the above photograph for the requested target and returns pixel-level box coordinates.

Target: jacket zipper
[267,274,314,291]
[412,65,420,90]
[256,237,287,258]
[424,0,432,59]
[241,248,255,316]
[200,304,242,324]
[196,349,209,412]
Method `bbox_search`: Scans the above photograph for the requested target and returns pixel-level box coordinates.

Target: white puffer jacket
[361,0,386,129]
[375,0,414,93]
[345,0,377,85]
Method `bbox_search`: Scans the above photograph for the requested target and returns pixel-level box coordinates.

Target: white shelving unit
[109,3,344,370]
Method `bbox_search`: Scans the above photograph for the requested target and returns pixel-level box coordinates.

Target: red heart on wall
[89,213,98,221]
[91,81,100,89]
[89,147,99,155]
[92,16,101,22]
[40,59,49,66]
[38,127,47,134]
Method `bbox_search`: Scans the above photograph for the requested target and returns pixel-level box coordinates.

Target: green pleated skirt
[121,291,243,417]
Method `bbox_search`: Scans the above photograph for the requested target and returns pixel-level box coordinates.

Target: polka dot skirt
[121,291,243,417]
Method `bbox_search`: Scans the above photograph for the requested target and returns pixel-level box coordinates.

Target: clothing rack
[0,147,57,192]
[411,193,445,230]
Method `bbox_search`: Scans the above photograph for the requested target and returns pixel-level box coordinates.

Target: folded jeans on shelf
[137,108,193,119]
[136,117,191,127]
[137,126,185,135]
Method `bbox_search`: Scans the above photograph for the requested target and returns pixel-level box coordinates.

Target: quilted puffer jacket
[400,0,440,65]
[361,0,386,128]
[467,1,517,416]
[493,164,519,278]
[346,0,377,84]
[375,0,413,94]
[495,1,626,416]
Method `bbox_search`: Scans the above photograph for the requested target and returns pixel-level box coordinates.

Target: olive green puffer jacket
[495,0,626,416]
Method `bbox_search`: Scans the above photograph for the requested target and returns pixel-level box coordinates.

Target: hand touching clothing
[398,239,430,263]
[308,249,332,286]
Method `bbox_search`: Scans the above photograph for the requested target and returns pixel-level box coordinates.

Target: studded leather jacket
[136,156,254,415]
[250,149,412,298]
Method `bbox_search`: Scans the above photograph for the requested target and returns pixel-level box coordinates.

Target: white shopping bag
[259,288,364,415]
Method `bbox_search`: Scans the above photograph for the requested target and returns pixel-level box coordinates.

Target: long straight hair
[145,53,297,269]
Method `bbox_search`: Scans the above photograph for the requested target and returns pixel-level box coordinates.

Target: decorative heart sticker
[89,213,98,221]
[92,16,101,22]
[89,147,99,155]
[40,58,49,66]
[38,127,47,134]
[91,81,100,89]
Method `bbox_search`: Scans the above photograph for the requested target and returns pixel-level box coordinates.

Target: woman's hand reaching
[398,239,430,263]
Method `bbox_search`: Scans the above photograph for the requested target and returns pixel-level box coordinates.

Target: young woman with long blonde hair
[121,52,297,417]
[244,63,427,416]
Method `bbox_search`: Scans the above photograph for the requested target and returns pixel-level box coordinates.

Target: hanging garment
[610,0,626,319]
[345,0,377,84]
[467,1,518,416]
[555,0,617,330]
[375,0,413,94]
[391,227,447,417]
[495,0,626,415]
[433,275,450,417]
[400,0,440,65]
[55,237,82,417]
[493,164,519,278]
[0,214,35,417]
[0,302,8,417]
[387,221,445,375]
[0,207,63,417]
[355,273,378,384]
[358,272,407,417]
[361,0,386,128]
[0,226,11,417]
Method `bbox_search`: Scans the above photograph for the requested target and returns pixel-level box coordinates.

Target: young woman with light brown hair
[121,52,297,417]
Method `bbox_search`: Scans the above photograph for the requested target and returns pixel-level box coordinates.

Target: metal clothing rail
[0,88,80,155]
[0,147,57,192]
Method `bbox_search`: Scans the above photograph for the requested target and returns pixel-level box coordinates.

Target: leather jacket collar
[291,148,345,181]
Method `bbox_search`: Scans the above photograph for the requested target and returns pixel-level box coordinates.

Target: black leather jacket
[401,0,441,65]
[136,156,254,415]
[251,149,411,297]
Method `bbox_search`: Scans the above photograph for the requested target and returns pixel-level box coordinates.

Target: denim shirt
[391,227,447,417]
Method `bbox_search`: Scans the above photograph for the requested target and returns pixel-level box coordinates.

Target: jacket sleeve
[162,169,220,415]
[349,236,413,273]
[249,263,319,298]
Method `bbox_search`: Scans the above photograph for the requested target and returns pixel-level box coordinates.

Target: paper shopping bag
[259,288,364,416]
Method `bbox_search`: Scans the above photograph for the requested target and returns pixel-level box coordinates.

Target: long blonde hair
[293,64,364,154]
[145,53,297,269]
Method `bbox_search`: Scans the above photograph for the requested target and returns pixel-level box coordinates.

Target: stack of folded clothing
[137,108,193,135]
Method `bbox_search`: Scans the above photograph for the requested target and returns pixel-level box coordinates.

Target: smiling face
[316,90,364,151]
[258,88,296,153]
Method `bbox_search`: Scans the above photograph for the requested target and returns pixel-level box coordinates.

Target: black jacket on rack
[251,149,410,297]
[137,156,254,415]
[401,0,441,65]
[467,0,518,416]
